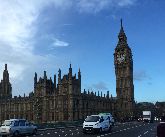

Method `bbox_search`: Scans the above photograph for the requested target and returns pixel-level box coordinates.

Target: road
[27,122,158,137]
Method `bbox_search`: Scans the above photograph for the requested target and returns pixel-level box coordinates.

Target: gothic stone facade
[0,21,134,123]
[0,64,116,124]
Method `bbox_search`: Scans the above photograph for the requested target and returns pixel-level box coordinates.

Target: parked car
[0,119,37,136]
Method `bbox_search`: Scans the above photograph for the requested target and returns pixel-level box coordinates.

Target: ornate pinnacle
[121,18,123,29]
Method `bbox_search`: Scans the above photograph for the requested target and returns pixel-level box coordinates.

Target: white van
[83,113,113,134]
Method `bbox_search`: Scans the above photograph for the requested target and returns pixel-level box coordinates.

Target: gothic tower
[114,20,134,118]
[0,64,12,99]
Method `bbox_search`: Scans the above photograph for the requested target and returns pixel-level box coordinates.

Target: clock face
[116,53,125,64]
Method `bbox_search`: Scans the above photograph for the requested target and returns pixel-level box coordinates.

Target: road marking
[69,130,72,131]
[77,132,79,134]
[40,134,43,136]
[55,132,57,134]
[138,135,141,137]
[144,131,148,134]
[62,131,64,132]
[59,135,60,136]
[101,135,104,136]
[47,133,50,134]
[65,134,67,136]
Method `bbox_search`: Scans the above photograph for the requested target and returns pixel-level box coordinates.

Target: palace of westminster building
[0,20,135,123]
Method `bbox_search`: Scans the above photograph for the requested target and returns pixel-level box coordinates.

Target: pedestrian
[157,115,165,137]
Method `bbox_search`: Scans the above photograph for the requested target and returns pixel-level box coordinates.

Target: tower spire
[117,19,127,45]
[119,18,124,33]
[70,62,71,68]
[121,18,123,29]
[5,64,7,70]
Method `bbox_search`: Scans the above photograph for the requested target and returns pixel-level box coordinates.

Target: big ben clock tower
[114,19,134,119]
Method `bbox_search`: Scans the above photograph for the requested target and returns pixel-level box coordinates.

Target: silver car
[0,119,37,136]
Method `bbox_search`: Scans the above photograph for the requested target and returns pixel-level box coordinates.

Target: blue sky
[0,0,164,103]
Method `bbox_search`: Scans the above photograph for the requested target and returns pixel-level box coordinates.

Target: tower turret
[34,72,37,89]
[44,71,47,81]
[69,63,72,80]
[58,68,62,94]
[106,91,109,98]
[0,64,12,99]
[43,71,47,96]
[68,64,73,94]
[3,64,9,82]
[58,69,61,84]
[78,68,81,93]
[54,74,56,91]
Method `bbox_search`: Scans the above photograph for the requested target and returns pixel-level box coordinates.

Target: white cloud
[0,1,39,49]
[77,0,110,13]
[134,70,151,81]
[0,0,137,96]
[53,38,69,47]
[117,0,136,7]
[0,0,68,96]
[76,0,137,13]
[92,81,108,90]
[0,0,47,68]
[62,24,73,26]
